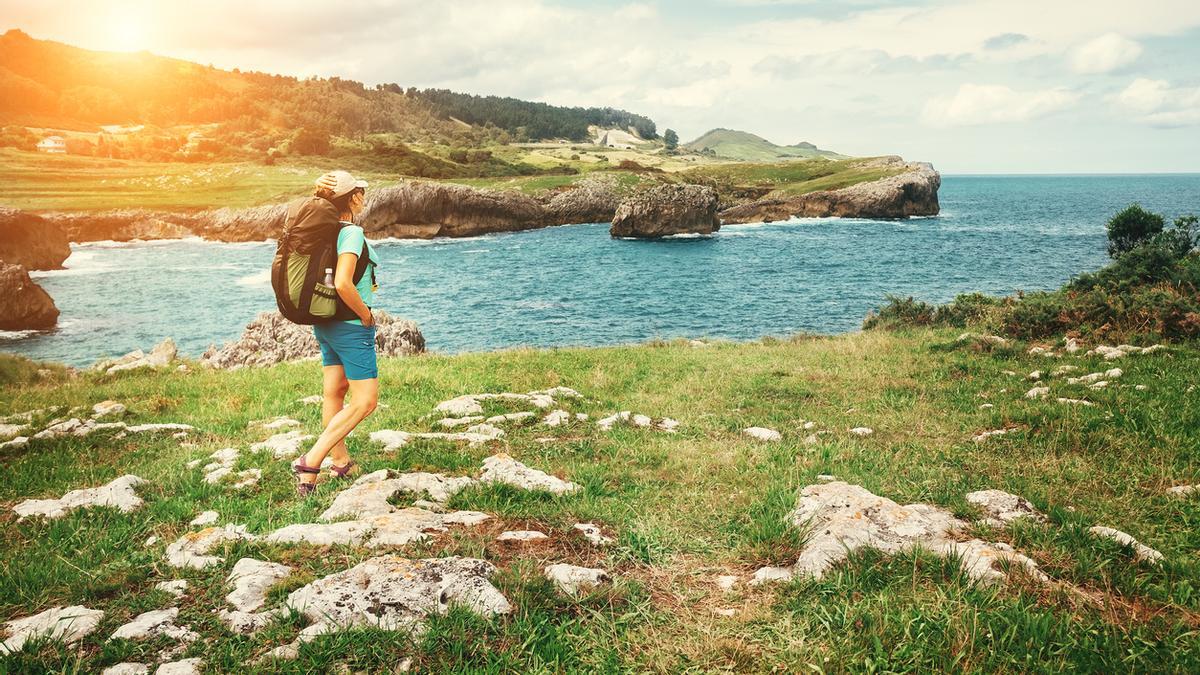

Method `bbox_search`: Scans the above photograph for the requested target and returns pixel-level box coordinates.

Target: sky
[3,0,1200,173]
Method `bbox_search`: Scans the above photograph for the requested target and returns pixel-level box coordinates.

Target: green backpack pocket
[287,252,336,318]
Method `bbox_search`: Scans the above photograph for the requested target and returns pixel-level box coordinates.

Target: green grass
[682,128,845,162]
[2,330,1199,671]
[680,157,905,198]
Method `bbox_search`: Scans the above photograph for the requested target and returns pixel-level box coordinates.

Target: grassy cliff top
[2,329,1198,671]
[683,128,845,162]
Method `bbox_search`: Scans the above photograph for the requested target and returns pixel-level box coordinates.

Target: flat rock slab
[165,524,256,569]
[1,605,104,654]
[370,426,503,451]
[250,416,301,430]
[321,470,475,519]
[14,474,147,521]
[1089,526,1164,563]
[286,556,511,637]
[1086,344,1163,360]
[497,530,548,542]
[966,490,1047,526]
[743,427,782,442]
[249,430,313,458]
[596,411,679,432]
[154,580,188,598]
[786,481,1046,585]
[265,508,489,549]
[544,564,610,595]
[573,522,613,546]
[189,510,219,526]
[108,607,197,643]
[480,452,580,495]
[155,658,202,675]
[102,664,149,675]
[848,427,874,437]
[226,558,292,613]
[1168,485,1198,498]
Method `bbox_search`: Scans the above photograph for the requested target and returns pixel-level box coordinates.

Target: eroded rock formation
[0,208,71,269]
[200,310,424,369]
[610,183,720,238]
[0,261,59,330]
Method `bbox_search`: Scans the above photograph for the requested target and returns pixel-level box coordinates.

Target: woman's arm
[334,251,373,326]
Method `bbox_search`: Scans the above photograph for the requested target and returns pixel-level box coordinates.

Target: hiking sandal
[292,459,321,496]
[329,460,356,479]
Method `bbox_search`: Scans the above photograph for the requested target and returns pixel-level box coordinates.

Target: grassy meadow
[2,329,1199,672]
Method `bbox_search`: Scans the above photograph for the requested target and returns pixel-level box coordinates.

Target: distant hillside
[0,29,656,147]
[683,128,843,161]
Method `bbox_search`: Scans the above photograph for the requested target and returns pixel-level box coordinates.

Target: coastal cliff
[32,160,939,243]
[719,159,940,223]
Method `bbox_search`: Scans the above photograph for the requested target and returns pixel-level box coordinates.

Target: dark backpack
[271,196,369,325]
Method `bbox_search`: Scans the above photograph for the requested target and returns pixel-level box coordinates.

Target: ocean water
[4,174,1199,367]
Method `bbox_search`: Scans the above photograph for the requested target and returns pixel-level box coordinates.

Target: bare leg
[298,377,378,485]
[321,366,351,467]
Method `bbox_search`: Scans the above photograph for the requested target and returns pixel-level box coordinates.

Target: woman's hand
[360,310,375,327]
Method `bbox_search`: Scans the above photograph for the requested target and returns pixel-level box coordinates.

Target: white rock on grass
[542,410,572,427]
[108,608,197,643]
[479,453,580,495]
[369,425,504,451]
[1024,386,1050,400]
[297,395,323,405]
[849,427,873,437]
[154,658,202,675]
[249,431,313,458]
[596,411,678,432]
[286,556,511,638]
[219,558,293,633]
[485,412,536,425]
[265,520,375,547]
[434,388,581,418]
[1168,485,1198,498]
[743,427,782,442]
[497,530,548,542]
[0,605,105,654]
[189,510,219,527]
[1088,526,1164,563]
[249,416,301,430]
[267,507,489,549]
[320,470,476,519]
[1027,370,1042,381]
[966,490,1047,527]
[785,482,1047,585]
[1068,368,1122,385]
[544,564,610,595]
[972,428,1017,443]
[92,401,127,418]
[232,469,262,489]
[164,524,256,569]
[1086,344,1164,360]
[0,436,29,451]
[155,580,188,598]
[437,415,484,429]
[574,522,614,546]
[1056,398,1095,407]
[1052,365,1079,376]
[714,575,739,591]
[14,475,147,521]
[102,664,149,675]
[749,566,794,586]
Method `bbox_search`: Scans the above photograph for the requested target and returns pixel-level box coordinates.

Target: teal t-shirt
[336,223,379,325]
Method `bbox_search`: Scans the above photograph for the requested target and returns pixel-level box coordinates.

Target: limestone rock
[1067,368,1122,385]
[320,470,476,519]
[749,566,794,586]
[285,556,511,636]
[154,580,188,598]
[189,510,219,527]
[1025,386,1050,400]
[164,524,256,569]
[14,474,147,520]
[250,416,301,430]
[369,426,503,450]
[200,310,424,369]
[720,159,940,222]
[497,530,548,542]
[849,427,874,437]
[479,453,580,495]
[596,411,678,432]
[972,428,1016,443]
[92,401,127,418]
[96,338,177,374]
[542,410,571,427]
[1085,344,1163,360]
[1088,526,1163,563]
[610,184,720,238]
[437,415,484,429]
[266,520,374,547]
[486,411,536,425]
[225,558,292,613]
[743,427,782,442]
[544,564,610,595]
[155,658,202,675]
[1168,485,1197,498]
[573,522,614,546]
[108,608,197,643]
[102,664,150,675]
[1055,398,1094,406]
[965,490,1046,526]
[0,436,29,451]
[0,261,59,330]
[297,395,323,405]
[249,430,313,458]
[0,207,71,270]
[786,482,1047,584]
[0,605,104,654]
[715,575,739,591]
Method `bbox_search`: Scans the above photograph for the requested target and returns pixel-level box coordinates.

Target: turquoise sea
[4,174,1199,367]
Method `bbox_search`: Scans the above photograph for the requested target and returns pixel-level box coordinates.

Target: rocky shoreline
[22,160,939,245]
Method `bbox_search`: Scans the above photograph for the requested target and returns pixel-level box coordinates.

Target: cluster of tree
[407,88,657,141]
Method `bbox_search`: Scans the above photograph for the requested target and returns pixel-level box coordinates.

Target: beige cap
[315,170,368,198]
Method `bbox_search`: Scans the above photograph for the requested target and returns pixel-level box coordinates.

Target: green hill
[683,128,844,161]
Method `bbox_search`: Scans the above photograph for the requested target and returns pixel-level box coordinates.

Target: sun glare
[101,13,149,52]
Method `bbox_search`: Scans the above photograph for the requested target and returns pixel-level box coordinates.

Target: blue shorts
[313,321,378,380]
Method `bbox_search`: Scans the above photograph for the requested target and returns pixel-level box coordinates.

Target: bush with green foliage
[865,205,1200,342]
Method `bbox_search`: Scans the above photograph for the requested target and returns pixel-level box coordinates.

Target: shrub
[1107,203,1164,257]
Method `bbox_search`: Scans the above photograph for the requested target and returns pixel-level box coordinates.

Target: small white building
[36,135,67,153]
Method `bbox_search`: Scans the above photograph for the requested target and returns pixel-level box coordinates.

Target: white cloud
[922,83,1080,126]
[1069,33,1142,74]
[1116,78,1200,126]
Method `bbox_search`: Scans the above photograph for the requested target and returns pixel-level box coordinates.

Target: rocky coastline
[24,160,939,246]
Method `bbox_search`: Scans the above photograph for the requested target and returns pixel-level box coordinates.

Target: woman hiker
[292,170,381,496]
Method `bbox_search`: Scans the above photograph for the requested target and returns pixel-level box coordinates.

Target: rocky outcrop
[0,208,71,269]
[359,181,545,239]
[42,209,198,243]
[720,158,940,223]
[199,310,424,369]
[13,474,147,521]
[0,261,59,330]
[610,184,720,238]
